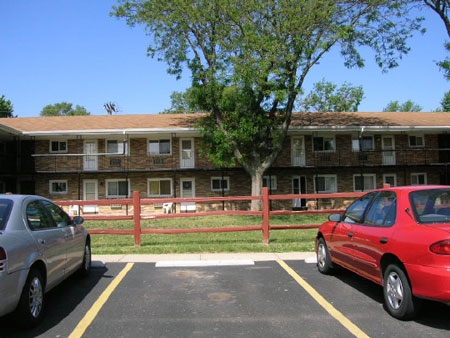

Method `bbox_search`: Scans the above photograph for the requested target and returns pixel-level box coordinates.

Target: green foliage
[382,100,422,112]
[112,0,424,198]
[0,95,15,118]
[40,102,90,116]
[299,79,364,112]
[440,91,450,111]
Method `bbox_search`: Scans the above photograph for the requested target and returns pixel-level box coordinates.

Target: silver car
[0,194,91,327]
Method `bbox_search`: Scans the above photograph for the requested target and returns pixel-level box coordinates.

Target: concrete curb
[92,252,316,264]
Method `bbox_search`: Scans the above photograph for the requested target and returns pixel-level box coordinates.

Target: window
[313,136,335,152]
[343,192,375,224]
[106,179,130,198]
[383,174,397,187]
[314,175,337,193]
[148,139,171,155]
[49,180,68,194]
[106,139,127,154]
[211,177,230,191]
[263,176,277,190]
[364,191,396,226]
[148,178,172,197]
[411,173,427,185]
[50,140,67,153]
[409,135,424,147]
[354,174,376,192]
[352,136,374,151]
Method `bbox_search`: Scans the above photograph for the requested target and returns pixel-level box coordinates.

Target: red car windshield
[409,189,450,224]
[0,199,13,231]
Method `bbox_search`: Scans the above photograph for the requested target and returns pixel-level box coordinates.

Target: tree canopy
[0,95,15,118]
[113,0,424,208]
[40,102,90,116]
[422,0,450,79]
[383,100,423,112]
[299,80,364,112]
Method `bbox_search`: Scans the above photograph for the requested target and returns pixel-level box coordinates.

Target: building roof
[0,112,449,137]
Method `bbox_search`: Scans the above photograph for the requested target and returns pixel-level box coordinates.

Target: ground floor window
[49,180,68,194]
[314,175,337,193]
[411,173,427,185]
[383,174,397,187]
[106,179,130,198]
[353,174,376,192]
[148,178,172,197]
[211,177,230,192]
[263,175,277,190]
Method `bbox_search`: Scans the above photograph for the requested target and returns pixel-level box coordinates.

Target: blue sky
[1,1,449,117]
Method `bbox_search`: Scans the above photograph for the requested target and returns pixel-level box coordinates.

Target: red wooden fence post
[133,190,141,246]
[262,187,270,244]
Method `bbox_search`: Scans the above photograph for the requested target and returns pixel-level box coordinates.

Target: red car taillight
[0,247,6,272]
[430,240,450,255]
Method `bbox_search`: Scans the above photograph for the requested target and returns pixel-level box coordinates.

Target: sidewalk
[92,252,317,264]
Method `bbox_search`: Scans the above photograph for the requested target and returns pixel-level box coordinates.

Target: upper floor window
[352,136,374,151]
[411,173,427,185]
[50,140,67,153]
[106,139,128,155]
[354,174,376,192]
[313,136,335,152]
[409,135,424,148]
[211,177,230,192]
[148,139,171,155]
[49,180,68,194]
[263,176,277,190]
[314,175,337,193]
[148,178,172,197]
[106,179,130,198]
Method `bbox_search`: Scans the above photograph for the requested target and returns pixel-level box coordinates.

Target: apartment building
[0,112,449,212]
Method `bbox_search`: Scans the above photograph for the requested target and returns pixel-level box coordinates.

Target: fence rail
[56,188,364,246]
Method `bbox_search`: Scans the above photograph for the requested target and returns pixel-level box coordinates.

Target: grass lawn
[84,214,328,255]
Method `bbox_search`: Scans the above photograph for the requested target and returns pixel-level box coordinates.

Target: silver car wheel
[29,276,44,318]
[317,242,326,269]
[386,270,404,310]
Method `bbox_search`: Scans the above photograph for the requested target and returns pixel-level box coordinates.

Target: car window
[41,200,72,228]
[410,188,450,224]
[0,199,13,231]
[343,192,376,224]
[364,191,397,227]
[26,200,56,230]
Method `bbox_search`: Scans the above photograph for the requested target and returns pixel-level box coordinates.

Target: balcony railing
[3,147,450,174]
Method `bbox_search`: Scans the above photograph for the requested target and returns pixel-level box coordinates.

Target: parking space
[2,258,450,337]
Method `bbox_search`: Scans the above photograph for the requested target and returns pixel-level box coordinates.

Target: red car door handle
[348,232,353,238]
[380,237,388,244]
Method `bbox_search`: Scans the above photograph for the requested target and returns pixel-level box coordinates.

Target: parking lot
[2,254,450,338]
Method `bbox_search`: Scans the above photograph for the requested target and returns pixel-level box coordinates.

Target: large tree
[113,0,423,209]
[422,1,450,79]
[40,102,90,116]
[0,95,15,118]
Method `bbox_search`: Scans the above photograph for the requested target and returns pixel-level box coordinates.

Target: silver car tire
[383,264,420,320]
[15,268,45,328]
[79,241,91,277]
[316,237,335,274]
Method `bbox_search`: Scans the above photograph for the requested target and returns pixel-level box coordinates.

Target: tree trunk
[250,170,264,211]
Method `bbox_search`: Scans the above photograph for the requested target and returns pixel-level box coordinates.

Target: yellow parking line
[69,263,135,338]
[277,260,370,338]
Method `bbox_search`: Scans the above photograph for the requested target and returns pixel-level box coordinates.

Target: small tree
[383,100,422,112]
[0,95,15,118]
[440,91,450,111]
[299,80,364,112]
[40,102,90,116]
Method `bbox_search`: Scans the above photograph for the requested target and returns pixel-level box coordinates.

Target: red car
[315,185,450,320]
